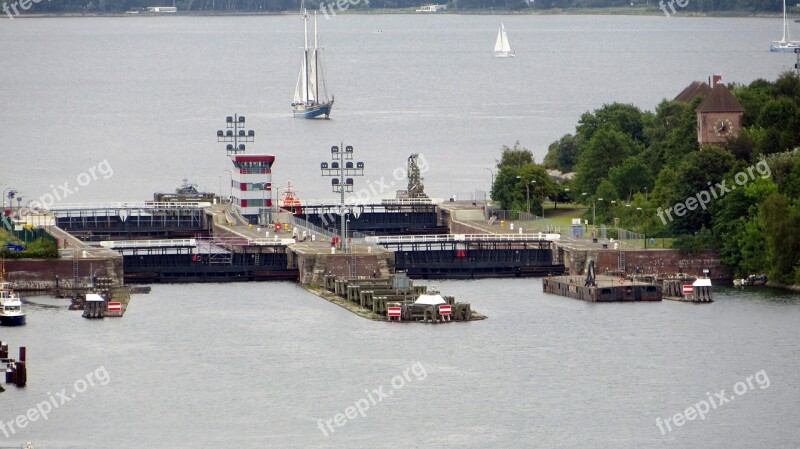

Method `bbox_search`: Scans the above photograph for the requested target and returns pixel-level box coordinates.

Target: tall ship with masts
[292,7,334,119]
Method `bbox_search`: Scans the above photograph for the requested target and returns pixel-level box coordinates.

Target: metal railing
[365,233,560,245]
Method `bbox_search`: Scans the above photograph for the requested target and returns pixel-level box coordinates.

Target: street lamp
[2,188,17,218]
[484,168,495,194]
[320,143,365,251]
[515,176,536,214]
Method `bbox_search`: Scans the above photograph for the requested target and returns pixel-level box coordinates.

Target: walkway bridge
[48,202,211,241]
[100,236,297,282]
[366,233,566,279]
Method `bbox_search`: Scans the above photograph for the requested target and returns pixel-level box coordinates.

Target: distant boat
[0,280,26,326]
[292,8,334,119]
[494,23,515,58]
[415,4,445,12]
[771,0,800,52]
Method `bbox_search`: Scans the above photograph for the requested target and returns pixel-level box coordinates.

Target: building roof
[674,81,711,103]
[696,83,745,113]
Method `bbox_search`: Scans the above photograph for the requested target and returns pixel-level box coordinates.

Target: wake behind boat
[771,0,800,52]
[292,8,334,119]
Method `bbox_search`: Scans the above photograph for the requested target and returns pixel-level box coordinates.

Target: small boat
[292,8,334,119]
[771,0,800,52]
[415,4,445,12]
[494,22,515,58]
[0,280,26,326]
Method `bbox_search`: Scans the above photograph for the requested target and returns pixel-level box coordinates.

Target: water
[1,280,799,448]
[1,15,800,448]
[0,15,796,202]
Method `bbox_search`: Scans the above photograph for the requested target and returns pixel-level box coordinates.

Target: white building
[230,154,274,224]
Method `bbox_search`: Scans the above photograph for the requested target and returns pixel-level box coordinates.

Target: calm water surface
[1,15,799,448]
[1,280,799,448]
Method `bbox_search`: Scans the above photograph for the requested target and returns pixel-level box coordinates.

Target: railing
[46,202,212,211]
[99,236,292,249]
[290,215,337,239]
[365,233,560,245]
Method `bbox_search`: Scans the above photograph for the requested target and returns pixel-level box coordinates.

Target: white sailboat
[292,8,334,118]
[494,22,515,58]
[771,0,800,52]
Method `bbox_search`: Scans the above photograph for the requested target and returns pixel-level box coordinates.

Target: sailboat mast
[783,0,789,42]
[304,8,310,105]
[314,12,320,102]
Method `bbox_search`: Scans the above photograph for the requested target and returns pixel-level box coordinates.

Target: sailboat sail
[292,9,334,118]
[771,0,800,52]
[494,23,515,57]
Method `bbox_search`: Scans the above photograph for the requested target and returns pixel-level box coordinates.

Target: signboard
[439,305,452,316]
[107,302,122,312]
[387,306,401,317]
[682,285,693,295]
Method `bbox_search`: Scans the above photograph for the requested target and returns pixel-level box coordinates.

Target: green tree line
[533,72,800,285]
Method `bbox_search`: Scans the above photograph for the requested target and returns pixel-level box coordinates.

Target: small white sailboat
[771,0,800,52]
[292,8,334,118]
[494,22,515,58]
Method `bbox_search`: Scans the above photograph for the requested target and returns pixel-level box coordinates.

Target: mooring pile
[322,272,474,322]
[1,341,27,389]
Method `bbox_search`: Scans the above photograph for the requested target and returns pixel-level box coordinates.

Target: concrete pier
[543,275,662,302]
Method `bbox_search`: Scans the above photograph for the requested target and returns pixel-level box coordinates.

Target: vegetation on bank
[14,0,798,15]
[492,72,800,285]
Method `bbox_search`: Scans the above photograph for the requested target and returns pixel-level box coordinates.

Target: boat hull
[494,52,515,58]
[770,42,800,52]
[0,314,26,326]
[293,101,333,119]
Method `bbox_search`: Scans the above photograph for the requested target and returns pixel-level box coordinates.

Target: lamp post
[516,176,535,215]
[596,198,603,229]
[2,188,17,218]
[320,143,365,251]
[483,168,495,194]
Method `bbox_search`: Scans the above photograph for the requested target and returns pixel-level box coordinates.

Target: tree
[543,134,579,173]
[496,141,533,169]
[608,156,654,201]
[576,102,648,146]
[666,145,735,233]
[571,127,644,196]
[760,193,800,284]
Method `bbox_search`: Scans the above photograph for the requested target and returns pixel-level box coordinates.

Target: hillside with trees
[492,72,800,286]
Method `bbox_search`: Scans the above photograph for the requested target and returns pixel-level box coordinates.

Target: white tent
[693,278,712,287]
[85,293,105,302]
[414,293,447,306]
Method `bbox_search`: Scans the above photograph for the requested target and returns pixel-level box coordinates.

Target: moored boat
[0,280,26,326]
